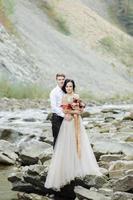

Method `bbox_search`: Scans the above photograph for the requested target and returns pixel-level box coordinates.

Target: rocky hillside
[81,0,133,35]
[0,0,133,100]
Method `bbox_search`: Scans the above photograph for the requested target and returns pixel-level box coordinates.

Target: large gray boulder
[8,164,47,193]
[18,140,52,165]
[0,140,18,164]
[112,175,133,192]
[75,186,111,200]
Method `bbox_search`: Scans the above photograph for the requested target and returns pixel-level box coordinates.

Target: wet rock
[0,152,16,165]
[12,181,37,193]
[0,140,18,164]
[99,167,109,176]
[39,135,53,146]
[8,117,20,121]
[39,148,53,164]
[99,154,124,170]
[109,170,125,179]
[0,128,24,143]
[125,169,133,176]
[123,155,133,161]
[76,175,107,188]
[124,136,133,142]
[99,126,110,133]
[18,140,51,165]
[23,118,36,122]
[110,160,133,170]
[81,112,90,118]
[112,175,133,192]
[109,160,133,178]
[17,192,51,200]
[104,116,115,122]
[100,154,124,163]
[8,172,23,182]
[112,191,133,200]
[123,112,133,121]
[19,155,39,166]
[83,175,108,189]
[75,186,111,200]
[8,164,48,194]
[93,141,133,156]
[98,188,113,196]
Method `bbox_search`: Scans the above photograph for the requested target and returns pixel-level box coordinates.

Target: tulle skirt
[44,116,102,191]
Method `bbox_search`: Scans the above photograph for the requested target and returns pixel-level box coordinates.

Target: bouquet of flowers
[61,94,86,113]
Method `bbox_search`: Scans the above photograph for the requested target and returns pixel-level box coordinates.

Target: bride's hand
[74,110,81,115]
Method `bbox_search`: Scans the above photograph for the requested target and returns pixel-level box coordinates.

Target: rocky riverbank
[0,101,133,200]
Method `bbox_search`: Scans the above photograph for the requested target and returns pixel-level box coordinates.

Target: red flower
[61,98,86,110]
[61,104,72,110]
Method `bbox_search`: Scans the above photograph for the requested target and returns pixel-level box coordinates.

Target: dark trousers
[51,113,64,148]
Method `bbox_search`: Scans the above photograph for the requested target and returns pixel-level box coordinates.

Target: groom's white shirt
[50,85,65,118]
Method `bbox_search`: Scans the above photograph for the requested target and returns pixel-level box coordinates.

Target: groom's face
[56,76,65,88]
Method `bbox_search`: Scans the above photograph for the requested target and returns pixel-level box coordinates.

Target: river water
[0,166,17,200]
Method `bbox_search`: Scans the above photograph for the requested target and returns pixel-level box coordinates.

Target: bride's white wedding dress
[45,111,102,191]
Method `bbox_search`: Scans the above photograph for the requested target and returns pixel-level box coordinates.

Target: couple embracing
[45,73,102,192]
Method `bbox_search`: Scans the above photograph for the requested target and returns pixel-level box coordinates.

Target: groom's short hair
[56,73,65,79]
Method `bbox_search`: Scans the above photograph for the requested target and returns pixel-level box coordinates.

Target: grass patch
[99,35,133,68]
[0,76,132,103]
[100,36,117,53]
[0,0,16,32]
[0,76,49,99]
[79,90,96,102]
[0,0,15,15]
[108,93,133,103]
[79,89,133,104]
[37,1,71,35]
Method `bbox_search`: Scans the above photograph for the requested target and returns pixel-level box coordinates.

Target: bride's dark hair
[62,79,75,93]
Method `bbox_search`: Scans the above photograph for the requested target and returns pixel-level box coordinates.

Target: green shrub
[0,76,49,99]
[100,36,117,53]
[99,35,133,68]
[0,0,15,15]
[0,0,16,32]
[37,1,71,35]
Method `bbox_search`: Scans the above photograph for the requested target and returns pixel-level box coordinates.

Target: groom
[50,73,65,148]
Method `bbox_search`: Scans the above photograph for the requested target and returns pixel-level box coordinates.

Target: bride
[44,79,102,191]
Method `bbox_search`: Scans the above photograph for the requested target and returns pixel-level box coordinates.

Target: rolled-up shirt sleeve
[50,91,65,118]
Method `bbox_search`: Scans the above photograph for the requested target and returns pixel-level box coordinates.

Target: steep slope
[80,0,133,35]
[48,0,132,66]
[0,0,133,99]
[81,0,113,22]
[0,25,40,83]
